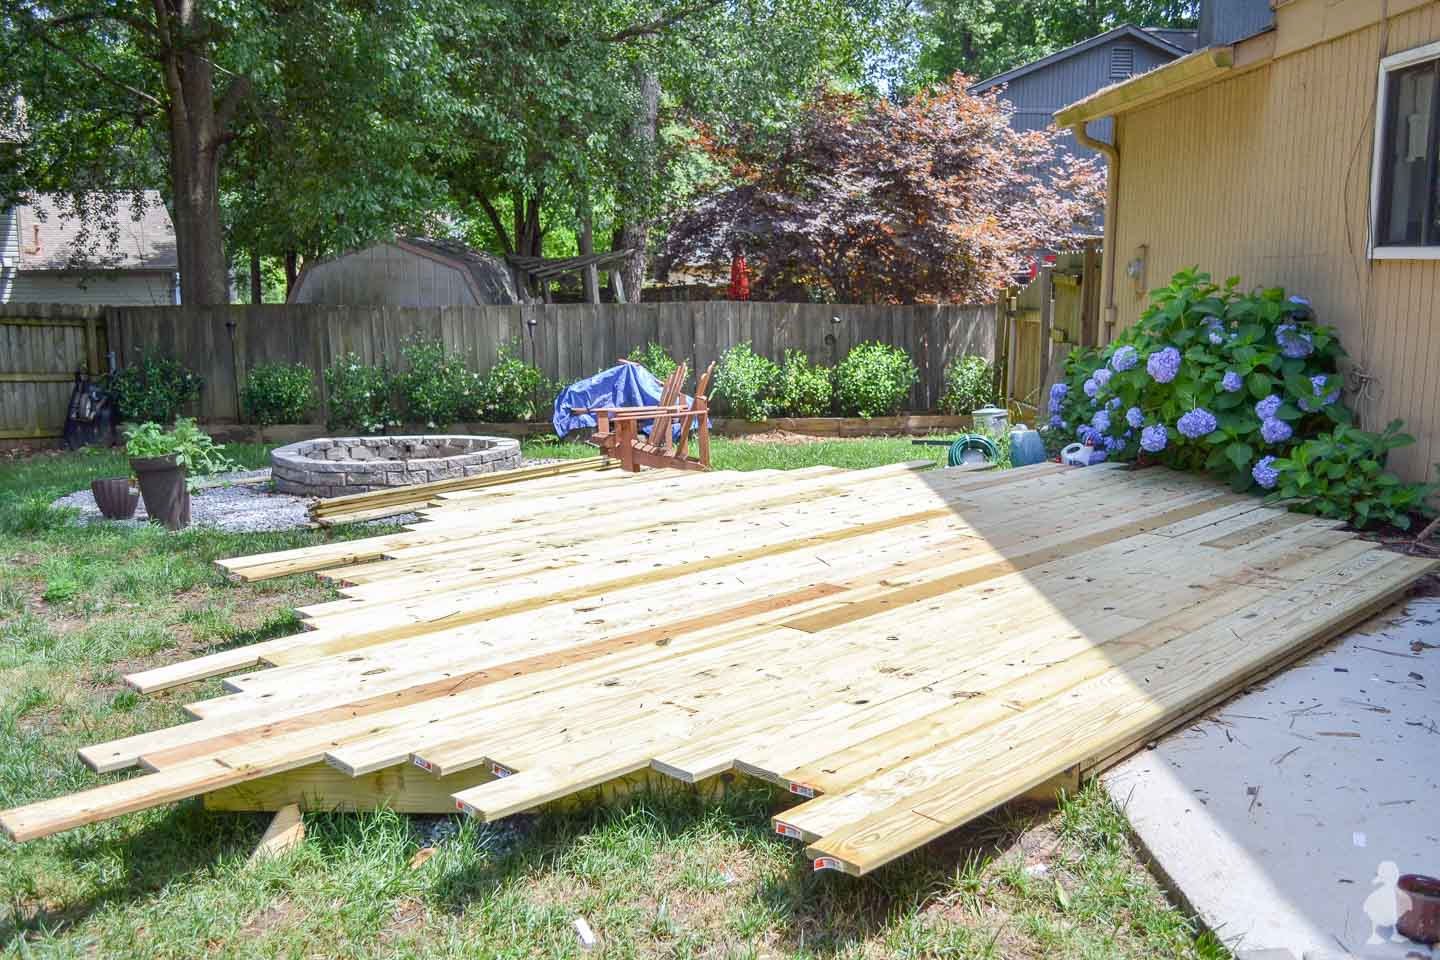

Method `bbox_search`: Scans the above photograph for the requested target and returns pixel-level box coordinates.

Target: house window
[1371,41,1440,258]
[1110,47,1135,80]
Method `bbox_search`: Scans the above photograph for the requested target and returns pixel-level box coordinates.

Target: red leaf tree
[659,78,1104,304]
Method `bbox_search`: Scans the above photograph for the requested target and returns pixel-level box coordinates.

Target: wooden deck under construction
[2,461,1433,875]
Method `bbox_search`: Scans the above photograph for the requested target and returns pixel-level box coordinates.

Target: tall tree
[659,79,1104,303]
[909,0,1197,85]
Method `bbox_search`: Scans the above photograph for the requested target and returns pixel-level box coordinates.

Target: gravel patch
[52,469,311,533]
[51,456,571,534]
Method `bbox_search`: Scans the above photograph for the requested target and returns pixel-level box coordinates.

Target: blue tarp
[552,363,693,440]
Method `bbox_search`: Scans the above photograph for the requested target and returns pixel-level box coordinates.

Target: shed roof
[968,24,1195,95]
[14,192,178,272]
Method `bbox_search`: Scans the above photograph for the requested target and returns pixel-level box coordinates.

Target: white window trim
[1369,39,1440,259]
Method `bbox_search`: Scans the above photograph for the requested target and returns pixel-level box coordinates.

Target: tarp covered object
[552,363,693,440]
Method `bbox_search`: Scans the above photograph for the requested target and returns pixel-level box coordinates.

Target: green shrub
[940,354,995,415]
[1269,421,1435,529]
[396,336,482,428]
[123,418,239,482]
[776,350,832,417]
[240,362,316,426]
[627,342,680,383]
[1042,267,1436,527]
[713,341,780,421]
[476,343,550,422]
[325,354,398,434]
[106,350,203,423]
[834,342,917,418]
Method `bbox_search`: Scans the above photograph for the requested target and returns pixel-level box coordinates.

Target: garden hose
[947,434,999,466]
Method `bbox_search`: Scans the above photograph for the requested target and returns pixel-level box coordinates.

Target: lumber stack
[2,461,1432,876]
[307,456,613,526]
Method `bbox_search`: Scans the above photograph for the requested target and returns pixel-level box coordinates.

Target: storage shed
[288,238,524,306]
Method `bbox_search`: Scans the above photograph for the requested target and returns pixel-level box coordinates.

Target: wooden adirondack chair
[575,361,715,473]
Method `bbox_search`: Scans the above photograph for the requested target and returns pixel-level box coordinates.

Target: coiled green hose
[947,434,1000,466]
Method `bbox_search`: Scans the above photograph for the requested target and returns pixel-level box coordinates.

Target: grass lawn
[0,440,1224,958]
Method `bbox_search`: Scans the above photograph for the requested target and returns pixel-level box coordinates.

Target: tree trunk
[578,199,600,304]
[249,248,262,304]
[617,70,660,303]
[284,250,299,299]
[155,0,248,306]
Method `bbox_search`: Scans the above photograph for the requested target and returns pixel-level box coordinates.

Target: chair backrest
[673,362,716,454]
[648,362,688,453]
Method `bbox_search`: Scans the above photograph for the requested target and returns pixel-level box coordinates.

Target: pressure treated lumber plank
[215,467,731,581]
[650,518,1351,784]
[409,502,1325,784]
[250,804,304,861]
[794,549,1435,874]
[203,472,1209,713]
[201,477,1232,737]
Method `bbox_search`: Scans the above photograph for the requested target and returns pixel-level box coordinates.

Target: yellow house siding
[1112,3,1440,481]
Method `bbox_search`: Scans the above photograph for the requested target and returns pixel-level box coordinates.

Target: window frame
[1369,39,1440,260]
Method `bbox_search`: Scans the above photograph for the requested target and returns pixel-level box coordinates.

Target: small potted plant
[124,418,238,530]
[89,476,141,520]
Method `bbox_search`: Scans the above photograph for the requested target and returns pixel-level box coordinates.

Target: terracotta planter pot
[129,454,191,531]
[1399,874,1440,944]
[90,477,140,520]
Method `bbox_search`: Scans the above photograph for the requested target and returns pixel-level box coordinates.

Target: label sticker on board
[813,857,843,872]
[412,756,432,771]
[491,762,515,778]
[774,822,802,839]
[788,781,817,798]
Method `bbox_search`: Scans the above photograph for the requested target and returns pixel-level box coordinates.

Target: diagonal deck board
[3,462,1432,874]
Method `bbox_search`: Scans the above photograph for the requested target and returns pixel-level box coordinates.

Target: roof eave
[969,24,1192,94]
[1054,30,1275,126]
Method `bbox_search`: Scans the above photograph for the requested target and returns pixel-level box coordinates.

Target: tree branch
[31,31,162,106]
[601,0,724,42]
[477,195,514,255]
[213,74,253,136]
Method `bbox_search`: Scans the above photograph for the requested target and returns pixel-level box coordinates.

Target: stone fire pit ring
[271,435,522,498]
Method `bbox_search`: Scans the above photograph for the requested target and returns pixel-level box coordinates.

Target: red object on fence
[728,254,750,301]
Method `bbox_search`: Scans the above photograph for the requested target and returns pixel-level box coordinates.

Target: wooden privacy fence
[104,301,996,424]
[0,304,107,440]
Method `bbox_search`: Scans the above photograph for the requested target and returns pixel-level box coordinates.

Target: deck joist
[2,461,1432,875]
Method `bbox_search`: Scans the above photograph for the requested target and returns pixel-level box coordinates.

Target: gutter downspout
[1071,122,1119,343]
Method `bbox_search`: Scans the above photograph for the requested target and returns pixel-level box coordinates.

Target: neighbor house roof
[968,24,1196,95]
[15,192,178,272]
[1053,27,1276,127]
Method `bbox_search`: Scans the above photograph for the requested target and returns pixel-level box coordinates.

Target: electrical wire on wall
[1342,0,1392,426]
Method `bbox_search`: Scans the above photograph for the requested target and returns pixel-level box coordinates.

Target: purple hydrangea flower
[1261,417,1293,444]
[1252,455,1280,489]
[1125,406,1145,429]
[1089,449,1110,463]
[1254,394,1282,420]
[1093,368,1113,389]
[1103,434,1125,453]
[1140,424,1168,453]
[1076,424,1094,443]
[1108,397,1123,410]
[1308,374,1341,406]
[1048,382,1068,414]
[1083,378,1100,398]
[1110,345,1138,372]
[1147,346,1182,383]
[1092,409,1111,433]
[1276,324,1314,359]
[1221,370,1243,393]
[1048,414,1064,428]
[1177,408,1218,439]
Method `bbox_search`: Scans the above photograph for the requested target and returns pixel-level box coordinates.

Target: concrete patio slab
[1105,595,1440,960]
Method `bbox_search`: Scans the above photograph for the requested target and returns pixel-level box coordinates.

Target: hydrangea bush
[1042,267,1435,528]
